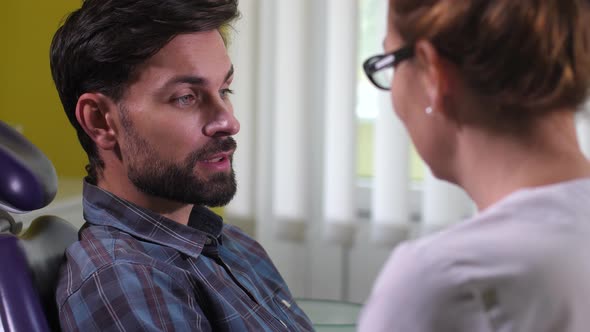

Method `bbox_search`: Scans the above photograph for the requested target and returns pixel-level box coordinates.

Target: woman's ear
[414,40,455,119]
[75,93,118,150]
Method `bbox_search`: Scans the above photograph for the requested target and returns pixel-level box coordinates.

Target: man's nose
[203,104,240,138]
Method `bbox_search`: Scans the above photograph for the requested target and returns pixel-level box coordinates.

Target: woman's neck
[452,112,590,211]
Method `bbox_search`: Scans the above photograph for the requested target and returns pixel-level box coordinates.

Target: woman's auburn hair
[391,0,590,132]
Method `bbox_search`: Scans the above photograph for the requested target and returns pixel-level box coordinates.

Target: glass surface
[296,298,362,330]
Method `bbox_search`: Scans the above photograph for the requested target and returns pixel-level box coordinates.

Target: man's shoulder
[59,224,173,294]
[68,224,149,263]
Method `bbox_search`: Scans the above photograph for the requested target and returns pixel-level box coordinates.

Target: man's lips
[201,150,234,163]
[196,149,234,171]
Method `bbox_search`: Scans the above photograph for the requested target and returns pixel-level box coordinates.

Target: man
[50,0,313,330]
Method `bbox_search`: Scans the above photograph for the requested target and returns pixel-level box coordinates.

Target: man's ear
[75,93,119,150]
[414,40,455,119]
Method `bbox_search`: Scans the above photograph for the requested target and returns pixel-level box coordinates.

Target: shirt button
[205,238,212,245]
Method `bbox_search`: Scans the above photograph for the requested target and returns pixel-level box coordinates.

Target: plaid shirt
[56,182,313,331]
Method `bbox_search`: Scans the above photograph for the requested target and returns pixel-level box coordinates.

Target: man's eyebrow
[162,75,206,90]
[224,65,234,83]
[159,65,234,91]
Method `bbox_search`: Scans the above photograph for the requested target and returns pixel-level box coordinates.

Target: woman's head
[386,0,590,133]
[368,0,590,180]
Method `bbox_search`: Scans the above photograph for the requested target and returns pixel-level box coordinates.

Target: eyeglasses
[363,46,414,90]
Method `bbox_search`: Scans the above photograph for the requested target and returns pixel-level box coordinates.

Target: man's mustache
[186,137,237,164]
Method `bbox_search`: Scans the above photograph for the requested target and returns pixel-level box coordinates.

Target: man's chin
[198,189,236,207]
[179,175,236,207]
[128,167,236,207]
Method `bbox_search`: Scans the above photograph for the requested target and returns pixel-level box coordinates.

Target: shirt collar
[82,180,224,259]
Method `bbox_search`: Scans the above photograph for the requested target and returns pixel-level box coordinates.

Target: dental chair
[0,121,78,332]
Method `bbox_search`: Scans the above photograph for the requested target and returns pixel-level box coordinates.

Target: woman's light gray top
[359,178,590,332]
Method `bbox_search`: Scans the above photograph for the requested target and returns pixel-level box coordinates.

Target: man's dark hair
[50,0,239,184]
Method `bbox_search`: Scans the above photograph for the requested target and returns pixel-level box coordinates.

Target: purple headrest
[0,121,57,213]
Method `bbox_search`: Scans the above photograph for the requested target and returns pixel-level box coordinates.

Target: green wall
[0,1,86,178]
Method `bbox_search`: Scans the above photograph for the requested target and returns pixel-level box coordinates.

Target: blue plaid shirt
[56,182,313,331]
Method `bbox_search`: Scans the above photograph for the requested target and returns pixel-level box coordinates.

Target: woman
[359,0,590,331]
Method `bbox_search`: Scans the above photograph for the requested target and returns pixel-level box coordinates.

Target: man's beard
[121,119,237,207]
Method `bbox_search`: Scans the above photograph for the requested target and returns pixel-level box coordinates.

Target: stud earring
[425,106,433,115]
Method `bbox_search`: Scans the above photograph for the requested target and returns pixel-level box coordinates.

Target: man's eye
[174,94,196,107]
[220,88,234,99]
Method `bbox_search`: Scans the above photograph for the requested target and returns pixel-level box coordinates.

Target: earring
[425,106,433,115]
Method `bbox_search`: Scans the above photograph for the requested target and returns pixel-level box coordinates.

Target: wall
[0,1,86,179]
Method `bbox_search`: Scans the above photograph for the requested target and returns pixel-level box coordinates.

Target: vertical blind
[270,0,310,241]
[322,0,359,245]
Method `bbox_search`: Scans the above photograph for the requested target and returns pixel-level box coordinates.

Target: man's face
[115,31,239,207]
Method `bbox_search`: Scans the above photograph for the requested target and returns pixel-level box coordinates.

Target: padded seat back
[20,216,78,331]
[0,121,78,331]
